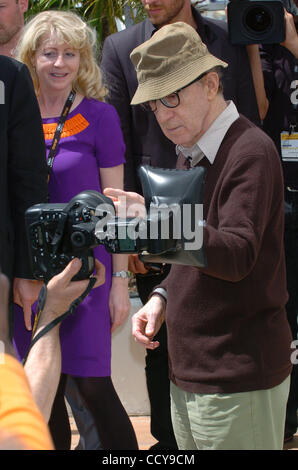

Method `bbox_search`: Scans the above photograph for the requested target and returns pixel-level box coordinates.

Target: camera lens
[244,6,272,33]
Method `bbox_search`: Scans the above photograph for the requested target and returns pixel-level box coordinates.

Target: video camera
[25,165,206,282]
[227,0,285,45]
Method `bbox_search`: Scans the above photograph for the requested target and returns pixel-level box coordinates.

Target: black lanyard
[47,89,76,181]
[22,276,97,366]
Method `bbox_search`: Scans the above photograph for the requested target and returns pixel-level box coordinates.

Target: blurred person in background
[0,0,28,57]
[246,4,298,443]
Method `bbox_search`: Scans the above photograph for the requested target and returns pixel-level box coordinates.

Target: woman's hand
[109,277,131,333]
[13,278,43,331]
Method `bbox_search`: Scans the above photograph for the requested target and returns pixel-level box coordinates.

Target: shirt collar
[176,143,206,166]
[176,101,239,166]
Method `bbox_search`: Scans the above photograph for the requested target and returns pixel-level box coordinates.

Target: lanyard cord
[22,276,96,366]
[47,89,76,182]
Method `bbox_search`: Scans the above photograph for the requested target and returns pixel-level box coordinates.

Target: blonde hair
[16,10,107,101]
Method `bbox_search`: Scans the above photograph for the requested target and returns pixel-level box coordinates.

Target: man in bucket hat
[104,22,293,450]
[101,1,260,451]
[102,2,260,451]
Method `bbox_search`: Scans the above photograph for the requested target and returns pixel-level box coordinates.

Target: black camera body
[25,166,207,282]
[26,191,105,281]
[227,0,285,45]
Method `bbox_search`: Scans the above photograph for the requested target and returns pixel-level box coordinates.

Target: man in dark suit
[0,55,48,334]
[101,0,260,449]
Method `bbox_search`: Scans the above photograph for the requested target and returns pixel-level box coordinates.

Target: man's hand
[13,278,43,331]
[132,295,166,349]
[103,187,146,218]
[128,254,149,274]
[103,189,149,274]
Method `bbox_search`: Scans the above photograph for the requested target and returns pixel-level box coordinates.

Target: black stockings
[48,374,138,450]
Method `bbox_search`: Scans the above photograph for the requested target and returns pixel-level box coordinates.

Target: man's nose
[143,0,158,6]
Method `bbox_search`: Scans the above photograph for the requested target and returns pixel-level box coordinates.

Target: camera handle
[22,276,97,365]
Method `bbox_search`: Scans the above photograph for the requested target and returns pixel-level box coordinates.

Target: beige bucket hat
[130,21,228,105]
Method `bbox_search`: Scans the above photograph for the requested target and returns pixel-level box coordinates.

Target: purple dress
[13,97,125,377]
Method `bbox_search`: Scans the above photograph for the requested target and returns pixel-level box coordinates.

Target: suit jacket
[101,8,260,193]
[0,56,48,280]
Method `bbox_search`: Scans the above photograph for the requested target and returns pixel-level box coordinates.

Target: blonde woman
[13,10,138,450]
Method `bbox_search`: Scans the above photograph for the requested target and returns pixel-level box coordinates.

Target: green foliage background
[26,1,146,44]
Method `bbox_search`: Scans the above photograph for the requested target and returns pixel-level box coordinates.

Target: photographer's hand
[40,258,105,322]
[132,295,165,350]
[281,9,298,58]
[24,258,105,421]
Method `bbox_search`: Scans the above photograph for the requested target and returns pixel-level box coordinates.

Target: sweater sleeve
[200,149,282,282]
[0,355,54,450]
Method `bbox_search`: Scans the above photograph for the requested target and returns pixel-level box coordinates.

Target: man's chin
[147,11,167,27]
[0,33,11,45]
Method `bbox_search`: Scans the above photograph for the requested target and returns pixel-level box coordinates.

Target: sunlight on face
[33,33,80,95]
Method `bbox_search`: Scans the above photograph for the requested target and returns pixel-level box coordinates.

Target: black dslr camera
[227,0,285,45]
[26,190,107,282]
[25,165,206,282]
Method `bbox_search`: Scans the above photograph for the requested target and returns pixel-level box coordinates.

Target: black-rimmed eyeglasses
[141,72,208,113]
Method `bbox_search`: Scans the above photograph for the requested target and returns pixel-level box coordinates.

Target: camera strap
[47,89,76,182]
[21,275,96,366]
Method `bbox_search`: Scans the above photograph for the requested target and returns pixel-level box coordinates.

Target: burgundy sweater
[160,116,293,394]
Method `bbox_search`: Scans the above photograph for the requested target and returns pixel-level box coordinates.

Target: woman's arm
[100,165,131,332]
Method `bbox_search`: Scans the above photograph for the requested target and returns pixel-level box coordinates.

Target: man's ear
[205,72,220,100]
[19,0,29,15]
